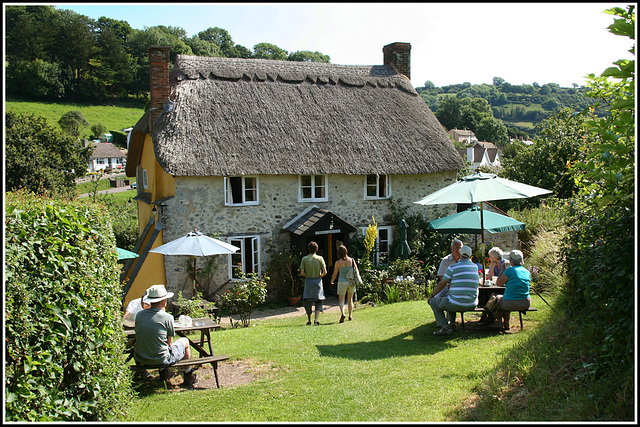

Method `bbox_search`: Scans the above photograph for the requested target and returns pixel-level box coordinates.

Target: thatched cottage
[122,43,464,306]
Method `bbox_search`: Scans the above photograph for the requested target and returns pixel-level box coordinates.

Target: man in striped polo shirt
[427,245,479,336]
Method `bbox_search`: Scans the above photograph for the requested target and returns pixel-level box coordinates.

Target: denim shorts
[165,340,186,366]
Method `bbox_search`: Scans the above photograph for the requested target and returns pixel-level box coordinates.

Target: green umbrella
[398,219,411,258]
[415,171,551,272]
[117,247,139,260]
[427,206,525,234]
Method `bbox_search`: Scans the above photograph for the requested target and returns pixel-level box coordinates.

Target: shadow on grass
[316,321,504,360]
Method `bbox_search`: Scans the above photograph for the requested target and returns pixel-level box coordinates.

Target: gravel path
[219,296,345,326]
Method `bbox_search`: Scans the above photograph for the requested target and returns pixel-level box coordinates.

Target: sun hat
[509,250,524,264]
[145,284,174,303]
[460,245,473,258]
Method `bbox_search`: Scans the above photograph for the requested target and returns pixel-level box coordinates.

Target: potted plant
[267,251,303,305]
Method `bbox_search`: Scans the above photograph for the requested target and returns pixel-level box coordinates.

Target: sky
[37,3,636,88]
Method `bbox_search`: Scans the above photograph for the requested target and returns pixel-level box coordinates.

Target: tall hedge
[5,190,133,421]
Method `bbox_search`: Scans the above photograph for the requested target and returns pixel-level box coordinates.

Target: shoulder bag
[484,293,500,317]
[345,259,363,286]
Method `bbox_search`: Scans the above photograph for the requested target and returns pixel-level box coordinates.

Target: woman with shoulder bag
[330,245,358,323]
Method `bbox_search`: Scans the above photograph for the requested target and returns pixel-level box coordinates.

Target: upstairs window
[299,174,328,202]
[365,174,391,200]
[142,169,148,190]
[225,176,259,206]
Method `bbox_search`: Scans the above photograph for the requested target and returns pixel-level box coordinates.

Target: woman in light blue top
[330,245,358,323]
[495,250,531,331]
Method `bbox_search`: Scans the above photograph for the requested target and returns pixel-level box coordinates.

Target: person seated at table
[123,288,151,323]
[436,239,464,281]
[134,284,196,385]
[428,245,479,336]
[471,256,484,281]
[494,250,531,331]
[487,247,506,281]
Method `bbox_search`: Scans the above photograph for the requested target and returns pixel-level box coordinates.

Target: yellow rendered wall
[123,133,175,308]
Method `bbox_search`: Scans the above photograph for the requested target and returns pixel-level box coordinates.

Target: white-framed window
[299,174,328,202]
[365,174,391,200]
[142,169,148,190]
[360,225,393,266]
[224,176,259,206]
[228,236,260,279]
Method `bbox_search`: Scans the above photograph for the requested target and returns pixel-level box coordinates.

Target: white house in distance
[86,140,127,172]
[452,128,502,169]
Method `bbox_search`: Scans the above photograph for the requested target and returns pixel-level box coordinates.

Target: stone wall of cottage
[158,171,459,298]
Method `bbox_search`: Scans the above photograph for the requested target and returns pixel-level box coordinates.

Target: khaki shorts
[337,280,356,296]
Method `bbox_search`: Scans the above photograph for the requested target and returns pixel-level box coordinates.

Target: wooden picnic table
[124,317,221,357]
[124,317,228,387]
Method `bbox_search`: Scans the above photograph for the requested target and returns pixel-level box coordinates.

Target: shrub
[265,250,304,300]
[525,228,567,293]
[507,197,568,254]
[5,190,133,421]
[384,276,427,303]
[217,273,268,328]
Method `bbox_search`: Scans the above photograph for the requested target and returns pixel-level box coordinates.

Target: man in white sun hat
[427,245,479,336]
[134,284,197,386]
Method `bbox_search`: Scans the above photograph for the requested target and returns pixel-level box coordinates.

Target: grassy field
[122,296,553,422]
[5,97,145,136]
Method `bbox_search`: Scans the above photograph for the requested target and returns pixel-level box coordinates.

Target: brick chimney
[148,46,171,125]
[383,42,411,81]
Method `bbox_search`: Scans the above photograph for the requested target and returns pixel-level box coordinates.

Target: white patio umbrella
[415,171,552,274]
[150,229,240,296]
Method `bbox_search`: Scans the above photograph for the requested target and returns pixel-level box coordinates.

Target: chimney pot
[383,42,411,81]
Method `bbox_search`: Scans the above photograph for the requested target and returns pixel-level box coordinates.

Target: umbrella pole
[193,257,197,298]
[480,202,485,285]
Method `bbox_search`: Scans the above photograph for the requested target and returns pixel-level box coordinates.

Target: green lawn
[122,296,551,422]
[5,97,145,134]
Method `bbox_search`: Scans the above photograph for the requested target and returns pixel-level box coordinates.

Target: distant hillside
[416,79,597,138]
[5,97,145,144]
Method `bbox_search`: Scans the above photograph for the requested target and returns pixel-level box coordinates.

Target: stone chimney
[148,46,171,125]
[383,42,411,81]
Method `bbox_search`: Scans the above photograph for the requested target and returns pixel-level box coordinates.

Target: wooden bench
[129,354,229,388]
[456,307,538,331]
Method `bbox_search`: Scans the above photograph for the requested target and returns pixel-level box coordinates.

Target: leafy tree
[91,122,107,139]
[198,26,236,56]
[501,107,594,203]
[492,76,505,86]
[572,5,635,211]
[475,116,508,145]
[232,44,253,58]
[561,5,635,382]
[6,59,65,99]
[423,80,435,89]
[58,110,90,137]
[288,50,330,62]
[93,18,134,98]
[186,35,223,57]
[435,96,462,130]
[6,112,91,198]
[5,5,58,62]
[50,9,96,98]
[253,42,288,60]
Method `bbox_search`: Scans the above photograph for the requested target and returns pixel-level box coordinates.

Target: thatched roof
[140,55,464,177]
[92,142,125,159]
